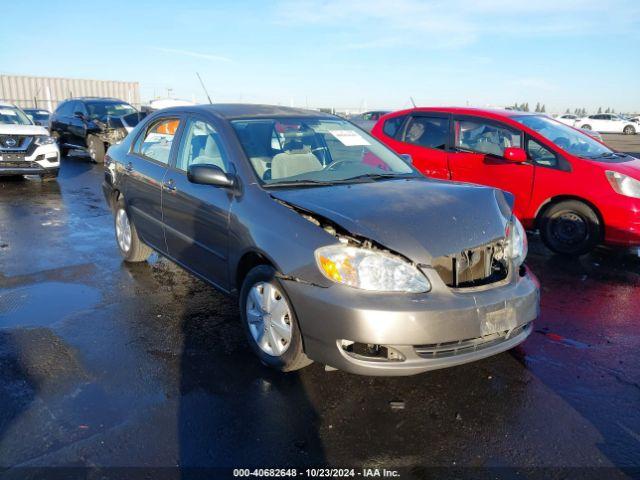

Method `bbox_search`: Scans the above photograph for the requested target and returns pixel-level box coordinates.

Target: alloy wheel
[115,208,132,253]
[245,282,292,356]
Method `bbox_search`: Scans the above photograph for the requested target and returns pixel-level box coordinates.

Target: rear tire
[623,125,636,135]
[114,197,152,262]
[540,200,601,256]
[581,124,592,130]
[87,135,106,163]
[239,265,312,372]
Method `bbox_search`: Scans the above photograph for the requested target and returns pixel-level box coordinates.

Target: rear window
[382,115,407,138]
[402,116,449,150]
[134,117,180,164]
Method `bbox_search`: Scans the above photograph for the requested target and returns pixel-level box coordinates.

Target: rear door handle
[163,179,176,191]
[125,162,133,172]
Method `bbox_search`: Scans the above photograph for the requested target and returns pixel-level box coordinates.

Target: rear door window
[402,116,449,150]
[382,115,407,139]
[134,117,181,164]
[454,118,522,156]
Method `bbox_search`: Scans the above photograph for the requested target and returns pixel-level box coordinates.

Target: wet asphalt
[0,147,639,479]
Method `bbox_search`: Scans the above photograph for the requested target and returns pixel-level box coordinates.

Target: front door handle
[125,162,133,172]
[163,179,176,191]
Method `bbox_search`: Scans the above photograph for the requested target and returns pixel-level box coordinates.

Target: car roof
[72,97,128,103]
[388,106,541,120]
[153,103,336,121]
[0,102,18,108]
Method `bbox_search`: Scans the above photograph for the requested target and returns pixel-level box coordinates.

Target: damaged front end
[432,239,509,289]
[275,195,525,293]
[93,117,129,146]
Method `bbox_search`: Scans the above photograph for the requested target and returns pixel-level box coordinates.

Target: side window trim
[130,114,184,167]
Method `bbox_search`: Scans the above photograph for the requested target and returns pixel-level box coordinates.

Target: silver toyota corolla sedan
[102,104,539,376]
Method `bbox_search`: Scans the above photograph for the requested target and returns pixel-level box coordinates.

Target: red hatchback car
[372,107,640,256]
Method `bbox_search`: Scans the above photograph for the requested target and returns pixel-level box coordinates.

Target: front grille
[414,322,531,359]
[0,161,37,169]
[0,153,27,162]
[0,135,32,151]
[432,239,509,288]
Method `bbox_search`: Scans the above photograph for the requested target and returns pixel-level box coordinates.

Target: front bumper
[0,143,60,176]
[601,195,640,247]
[283,266,539,376]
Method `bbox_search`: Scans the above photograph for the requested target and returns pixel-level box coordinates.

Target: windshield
[86,102,137,120]
[25,111,49,123]
[0,106,33,125]
[231,118,416,186]
[514,115,613,158]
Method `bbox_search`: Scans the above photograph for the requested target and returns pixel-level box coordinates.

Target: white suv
[578,114,638,134]
[0,103,60,179]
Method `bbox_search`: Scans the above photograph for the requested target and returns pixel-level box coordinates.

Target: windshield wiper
[336,173,416,183]
[264,179,335,188]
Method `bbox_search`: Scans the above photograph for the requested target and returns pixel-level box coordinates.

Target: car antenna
[196,72,213,104]
[410,96,416,108]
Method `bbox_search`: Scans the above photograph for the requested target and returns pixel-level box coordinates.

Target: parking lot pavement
[0,155,639,478]
[602,133,640,156]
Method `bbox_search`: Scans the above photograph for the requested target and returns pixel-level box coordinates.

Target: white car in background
[0,103,60,179]
[577,114,638,134]
[555,114,579,126]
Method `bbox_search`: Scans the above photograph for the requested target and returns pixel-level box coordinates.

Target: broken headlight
[506,217,527,266]
[315,245,431,293]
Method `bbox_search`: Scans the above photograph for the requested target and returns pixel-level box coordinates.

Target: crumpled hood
[0,124,49,136]
[270,178,514,264]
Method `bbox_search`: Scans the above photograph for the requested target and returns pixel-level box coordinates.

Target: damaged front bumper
[283,265,539,376]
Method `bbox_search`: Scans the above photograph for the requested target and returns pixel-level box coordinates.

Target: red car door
[380,113,451,180]
[447,116,535,219]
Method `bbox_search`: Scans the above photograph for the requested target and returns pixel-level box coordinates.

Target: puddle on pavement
[0,282,100,328]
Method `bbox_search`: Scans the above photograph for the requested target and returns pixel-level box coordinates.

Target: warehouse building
[0,74,140,111]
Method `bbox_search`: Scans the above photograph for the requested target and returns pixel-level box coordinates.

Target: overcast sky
[2,0,639,113]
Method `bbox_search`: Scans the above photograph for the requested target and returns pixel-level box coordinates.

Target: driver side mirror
[74,111,85,120]
[187,164,235,188]
[503,147,528,163]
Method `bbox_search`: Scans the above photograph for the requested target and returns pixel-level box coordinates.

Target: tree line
[509,103,617,116]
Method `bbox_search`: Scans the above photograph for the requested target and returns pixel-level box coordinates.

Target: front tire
[581,124,592,130]
[540,200,601,256]
[87,135,106,163]
[51,132,69,156]
[114,197,152,262]
[623,125,636,135]
[40,169,59,181]
[239,265,312,372]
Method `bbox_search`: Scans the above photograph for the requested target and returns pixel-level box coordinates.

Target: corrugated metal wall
[0,74,141,111]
